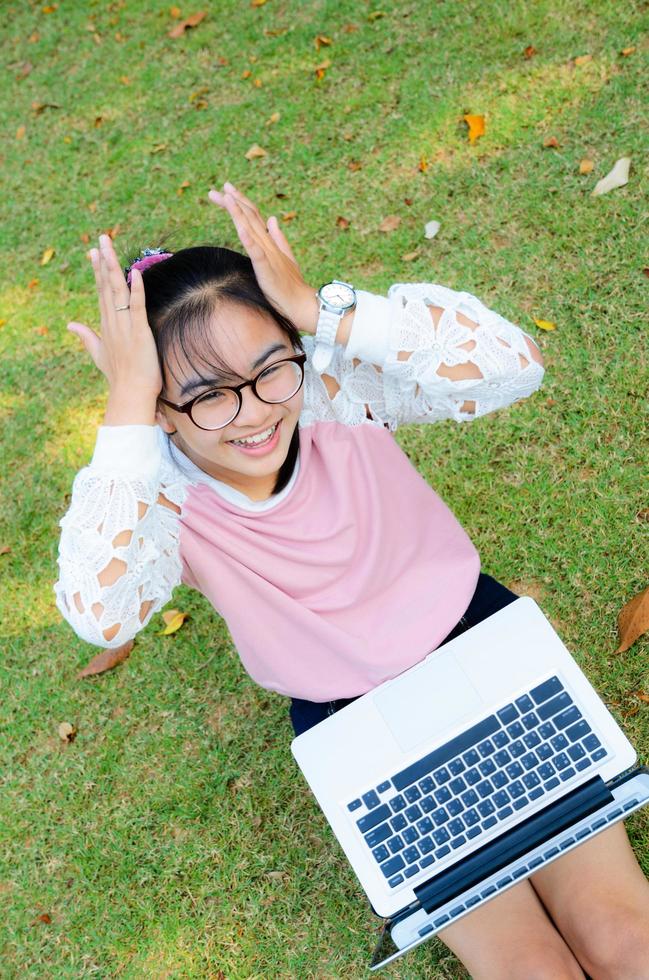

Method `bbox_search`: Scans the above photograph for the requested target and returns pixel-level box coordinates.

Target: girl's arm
[54,426,185,648]
[302,281,545,430]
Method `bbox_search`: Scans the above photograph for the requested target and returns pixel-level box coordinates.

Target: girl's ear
[155,404,176,434]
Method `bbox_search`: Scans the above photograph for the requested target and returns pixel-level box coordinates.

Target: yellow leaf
[251,0,268,6]
[16,125,26,140]
[58,722,77,742]
[169,5,182,16]
[463,114,485,144]
[368,10,385,20]
[579,158,594,174]
[281,211,297,221]
[314,34,332,49]
[379,214,401,233]
[160,609,188,635]
[253,78,262,88]
[620,46,635,56]
[573,54,592,66]
[533,318,556,331]
[40,247,55,266]
[402,250,420,262]
[0,319,7,328]
[241,69,252,79]
[245,143,267,160]
[266,111,280,125]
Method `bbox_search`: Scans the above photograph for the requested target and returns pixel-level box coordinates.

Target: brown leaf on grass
[418,156,428,172]
[40,247,55,266]
[620,46,636,56]
[342,23,358,32]
[348,160,362,171]
[579,158,594,174]
[251,0,268,5]
[336,216,350,230]
[16,125,26,140]
[264,27,287,37]
[402,250,420,262]
[245,143,267,160]
[29,31,40,42]
[573,54,592,66]
[241,68,252,78]
[34,325,49,336]
[58,722,77,742]
[403,197,413,206]
[169,5,182,16]
[80,232,90,244]
[635,508,649,523]
[177,180,191,194]
[32,101,60,114]
[523,45,537,58]
[281,211,297,221]
[642,268,649,278]
[42,3,58,11]
[314,59,331,80]
[631,691,649,704]
[463,114,485,144]
[543,136,560,148]
[368,10,385,20]
[168,11,206,37]
[16,61,33,78]
[0,546,10,555]
[314,34,332,49]
[379,214,401,233]
[615,584,649,653]
[27,278,39,289]
[160,609,188,634]
[31,913,52,925]
[266,111,280,125]
[78,640,134,677]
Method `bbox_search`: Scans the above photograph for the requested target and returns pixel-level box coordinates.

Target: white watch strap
[312,307,341,372]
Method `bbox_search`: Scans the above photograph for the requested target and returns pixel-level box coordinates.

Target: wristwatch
[312,280,357,372]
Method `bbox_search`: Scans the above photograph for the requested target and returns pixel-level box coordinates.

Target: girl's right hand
[68,235,163,419]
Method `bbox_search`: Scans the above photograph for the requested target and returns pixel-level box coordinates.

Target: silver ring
[114,304,130,311]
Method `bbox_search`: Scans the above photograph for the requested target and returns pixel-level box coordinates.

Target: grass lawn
[1,0,647,976]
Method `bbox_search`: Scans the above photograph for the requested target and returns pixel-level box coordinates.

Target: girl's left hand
[208,182,318,334]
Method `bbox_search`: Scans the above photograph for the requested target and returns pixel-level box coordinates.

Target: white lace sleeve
[54,426,187,648]
[300,281,545,431]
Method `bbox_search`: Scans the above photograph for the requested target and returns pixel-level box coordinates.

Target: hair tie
[125,247,173,285]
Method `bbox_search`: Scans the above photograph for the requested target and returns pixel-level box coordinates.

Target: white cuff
[344,290,392,366]
[91,425,162,481]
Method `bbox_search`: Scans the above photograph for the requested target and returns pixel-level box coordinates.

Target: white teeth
[231,422,278,447]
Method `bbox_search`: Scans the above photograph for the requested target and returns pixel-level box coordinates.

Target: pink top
[179,420,480,700]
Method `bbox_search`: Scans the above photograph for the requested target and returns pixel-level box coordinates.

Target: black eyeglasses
[158,353,307,431]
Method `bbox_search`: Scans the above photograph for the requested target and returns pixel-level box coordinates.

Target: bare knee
[573,905,649,979]
[498,944,585,980]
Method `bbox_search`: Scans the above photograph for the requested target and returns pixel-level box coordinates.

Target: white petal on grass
[591,157,631,196]
[424,220,441,239]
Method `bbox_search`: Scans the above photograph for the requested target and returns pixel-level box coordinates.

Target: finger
[220,193,270,263]
[267,215,298,264]
[127,266,148,329]
[68,321,103,367]
[99,234,131,310]
[223,181,265,225]
[88,248,111,330]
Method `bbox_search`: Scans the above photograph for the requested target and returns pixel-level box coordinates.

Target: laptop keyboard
[345,675,608,889]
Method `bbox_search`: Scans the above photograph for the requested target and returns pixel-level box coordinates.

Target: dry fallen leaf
[160,609,188,635]
[418,156,428,172]
[424,220,440,240]
[281,211,297,221]
[573,54,592,66]
[58,722,77,742]
[620,46,636,56]
[245,143,267,160]
[177,180,191,194]
[635,508,649,523]
[168,11,206,38]
[241,68,252,79]
[523,45,537,58]
[27,278,39,289]
[16,61,33,78]
[368,10,385,20]
[266,111,280,125]
[463,114,485,143]
[379,214,401,233]
[314,34,332,49]
[31,913,52,925]
[0,546,10,555]
[632,691,649,704]
[336,216,350,230]
[616,584,649,653]
[579,158,594,174]
[34,325,49,336]
[169,5,182,16]
[252,0,268,6]
[80,232,90,244]
[402,250,420,262]
[40,247,55,266]
[348,160,362,172]
[42,3,58,12]
[543,136,560,148]
[533,318,556,331]
[591,157,631,196]
[16,125,26,140]
[78,641,134,677]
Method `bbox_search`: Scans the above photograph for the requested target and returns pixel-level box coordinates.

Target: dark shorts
[289,572,519,738]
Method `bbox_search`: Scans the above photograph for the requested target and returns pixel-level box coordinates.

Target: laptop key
[448,818,465,837]
[448,758,465,776]
[494,750,511,767]
[381,856,405,878]
[420,795,435,813]
[509,740,525,758]
[435,845,451,859]
[463,808,480,827]
[388,795,406,813]
[554,752,570,771]
[419,776,435,794]
[461,789,479,807]
[476,780,495,799]
[420,855,435,868]
[559,767,576,782]
[538,763,555,780]
[575,758,592,771]
[554,706,582,730]
[492,791,509,809]
[583,734,601,752]
[405,804,422,823]
[364,824,392,848]
[403,826,419,844]
[477,799,496,817]
[591,748,607,762]
[388,874,404,888]
[449,777,467,794]
[530,675,563,704]
[431,808,450,826]
[513,797,527,810]
[357,804,391,833]
[419,835,435,854]
[516,694,534,713]
[544,777,560,791]
[507,722,525,739]
[467,826,481,839]
[522,772,540,789]
[362,790,381,810]
[506,761,524,779]
[482,815,497,829]
[568,744,586,762]
[551,734,568,752]
[432,828,450,846]
[434,787,452,804]
[404,864,419,878]
[491,771,508,789]
[347,799,362,812]
[434,767,451,784]
[478,739,496,757]
[497,703,518,725]
[523,731,541,749]
[372,844,390,863]
[451,835,467,849]
[566,719,591,743]
[417,816,434,836]
[521,752,539,771]
[479,759,496,777]
[465,768,481,786]
[536,744,553,761]
[538,722,556,739]
[537,691,571,721]
[390,814,407,832]
[492,730,510,748]
[508,780,525,799]
[447,799,464,817]
[377,781,391,793]
[403,846,420,864]
[463,748,480,766]
[388,835,405,853]
[521,712,540,731]
[529,787,544,800]
[404,786,421,803]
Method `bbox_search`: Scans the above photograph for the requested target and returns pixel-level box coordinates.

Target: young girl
[56,183,649,979]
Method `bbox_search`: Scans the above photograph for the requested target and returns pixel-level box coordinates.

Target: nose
[233,383,274,430]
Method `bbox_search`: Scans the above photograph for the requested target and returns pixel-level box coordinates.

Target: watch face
[320,281,355,311]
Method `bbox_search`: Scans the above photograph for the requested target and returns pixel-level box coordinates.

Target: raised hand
[208,182,318,334]
[68,235,163,424]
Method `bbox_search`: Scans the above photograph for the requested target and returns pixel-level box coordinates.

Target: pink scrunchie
[126,251,173,285]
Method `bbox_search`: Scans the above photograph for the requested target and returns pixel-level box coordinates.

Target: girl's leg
[437,878,586,979]
[529,822,649,980]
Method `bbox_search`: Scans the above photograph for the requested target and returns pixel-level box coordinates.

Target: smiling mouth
[228,420,280,448]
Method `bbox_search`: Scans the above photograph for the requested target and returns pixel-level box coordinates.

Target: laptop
[291,597,649,970]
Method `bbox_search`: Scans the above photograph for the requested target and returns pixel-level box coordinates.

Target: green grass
[1,0,648,976]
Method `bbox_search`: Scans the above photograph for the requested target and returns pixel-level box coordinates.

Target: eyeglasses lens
[192,360,303,430]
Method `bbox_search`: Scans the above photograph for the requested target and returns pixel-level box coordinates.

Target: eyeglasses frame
[157,352,308,431]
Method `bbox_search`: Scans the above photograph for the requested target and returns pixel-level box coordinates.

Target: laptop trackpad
[372,651,483,753]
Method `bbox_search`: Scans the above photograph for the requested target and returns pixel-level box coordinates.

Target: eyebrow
[179,342,290,397]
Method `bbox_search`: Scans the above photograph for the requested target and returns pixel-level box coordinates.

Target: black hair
[133,246,304,495]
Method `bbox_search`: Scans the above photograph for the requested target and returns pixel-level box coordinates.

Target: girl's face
[156,303,304,501]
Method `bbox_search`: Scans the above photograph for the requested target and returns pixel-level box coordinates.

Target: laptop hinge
[414,775,613,914]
